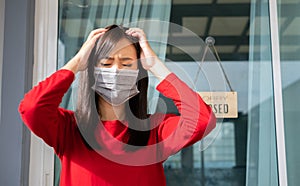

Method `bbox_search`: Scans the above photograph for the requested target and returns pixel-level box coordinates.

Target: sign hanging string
[194,36,234,92]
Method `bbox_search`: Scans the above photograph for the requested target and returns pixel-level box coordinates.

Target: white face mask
[92,67,140,106]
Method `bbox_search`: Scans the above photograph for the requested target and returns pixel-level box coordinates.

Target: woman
[19,25,216,186]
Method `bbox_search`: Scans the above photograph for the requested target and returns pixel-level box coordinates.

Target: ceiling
[60,0,300,62]
[167,0,250,61]
[167,0,300,61]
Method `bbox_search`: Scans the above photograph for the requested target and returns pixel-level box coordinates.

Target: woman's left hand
[126,28,171,81]
[125,28,158,70]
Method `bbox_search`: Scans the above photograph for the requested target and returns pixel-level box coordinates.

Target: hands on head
[61,25,170,81]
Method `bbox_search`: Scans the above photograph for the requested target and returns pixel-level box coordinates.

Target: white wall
[0,0,5,121]
[29,1,58,186]
[0,0,34,185]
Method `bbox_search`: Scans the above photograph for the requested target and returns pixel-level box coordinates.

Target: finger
[126,30,146,41]
[125,29,134,35]
[125,28,142,35]
[89,28,107,36]
[131,32,142,38]
[87,28,107,41]
[87,29,106,41]
[85,32,105,48]
[80,32,105,53]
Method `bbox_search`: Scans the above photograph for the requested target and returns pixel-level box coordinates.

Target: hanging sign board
[198,92,238,118]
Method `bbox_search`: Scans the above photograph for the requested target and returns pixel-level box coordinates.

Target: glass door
[278,0,300,185]
[55,0,281,185]
[164,1,251,185]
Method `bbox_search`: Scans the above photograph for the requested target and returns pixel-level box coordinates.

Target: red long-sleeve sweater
[19,69,216,186]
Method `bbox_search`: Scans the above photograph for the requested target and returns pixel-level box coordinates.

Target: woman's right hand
[61,28,107,74]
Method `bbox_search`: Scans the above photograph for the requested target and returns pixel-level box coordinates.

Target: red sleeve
[155,73,216,154]
[18,69,76,155]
